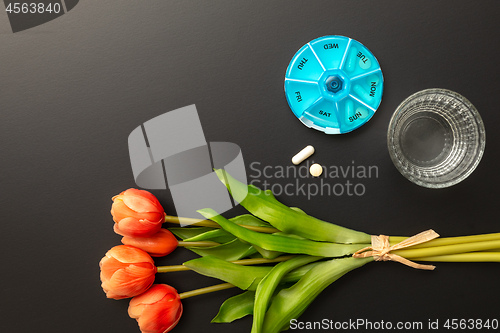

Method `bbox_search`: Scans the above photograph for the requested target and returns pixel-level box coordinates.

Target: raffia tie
[352,230,440,270]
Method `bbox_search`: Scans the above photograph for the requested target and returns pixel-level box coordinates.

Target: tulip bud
[111,188,164,237]
[122,229,179,257]
[99,245,157,300]
[129,284,183,333]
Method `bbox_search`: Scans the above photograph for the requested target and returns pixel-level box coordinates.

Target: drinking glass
[387,88,486,188]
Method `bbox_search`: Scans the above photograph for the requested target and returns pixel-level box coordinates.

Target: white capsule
[292,145,315,165]
[309,163,323,177]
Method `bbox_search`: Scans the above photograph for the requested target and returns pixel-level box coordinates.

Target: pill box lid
[284,35,384,134]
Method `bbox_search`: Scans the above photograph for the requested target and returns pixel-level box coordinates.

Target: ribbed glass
[388,89,485,188]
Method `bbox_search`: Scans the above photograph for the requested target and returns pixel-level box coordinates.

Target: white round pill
[309,163,323,177]
[292,145,315,165]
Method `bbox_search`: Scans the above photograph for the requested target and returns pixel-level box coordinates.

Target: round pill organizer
[284,36,384,134]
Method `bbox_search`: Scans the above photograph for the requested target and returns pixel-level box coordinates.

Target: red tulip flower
[129,284,183,333]
[99,245,157,300]
[122,229,179,257]
[111,188,165,237]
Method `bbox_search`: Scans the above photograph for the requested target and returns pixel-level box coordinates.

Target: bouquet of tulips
[99,169,500,333]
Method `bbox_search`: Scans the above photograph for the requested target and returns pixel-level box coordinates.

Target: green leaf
[184,228,235,243]
[211,290,255,323]
[211,283,295,324]
[289,207,307,215]
[281,262,322,283]
[198,208,367,257]
[252,255,322,333]
[173,214,269,244]
[187,238,257,261]
[253,245,283,259]
[273,232,308,240]
[261,257,373,333]
[215,169,370,244]
[182,256,322,292]
[230,214,271,227]
[168,227,216,240]
[183,256,272,290]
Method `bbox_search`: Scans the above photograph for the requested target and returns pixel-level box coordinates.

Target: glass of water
[387,88,486,188]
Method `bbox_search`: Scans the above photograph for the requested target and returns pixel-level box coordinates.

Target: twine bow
[353,230,440,270]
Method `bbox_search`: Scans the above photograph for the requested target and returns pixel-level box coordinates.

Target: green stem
[179,283,235,299]
[156,255,296,273]
[390,233,500,249]
[393,240,500,259]
[165,214,279,233]
[412,252,500,262]
[157,264,189,273]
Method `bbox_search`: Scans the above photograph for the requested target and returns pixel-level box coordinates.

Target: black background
[1,1,499,332]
